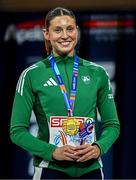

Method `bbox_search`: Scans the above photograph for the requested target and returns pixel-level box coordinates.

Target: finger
[74,146,94,156]
[77,151,95,162]
[64,152,80,160]
[74,144,88,150]
[74,149,88,156]
[63,145,76,153]
[66,148,77,154]
[63,156,75,161]
[75,144,93,150]
[68,145,77,150]
[64,145,76,151]
[77,152,91,162]
[77,149,99,162]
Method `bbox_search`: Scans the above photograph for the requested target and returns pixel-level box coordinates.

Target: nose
[62,29,68,39]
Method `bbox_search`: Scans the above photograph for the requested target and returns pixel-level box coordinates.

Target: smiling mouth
[59,41,71,46]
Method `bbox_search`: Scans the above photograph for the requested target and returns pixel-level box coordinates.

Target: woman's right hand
[52,145,79,161]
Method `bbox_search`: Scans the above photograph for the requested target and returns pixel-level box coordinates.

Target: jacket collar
[50,51,75,63]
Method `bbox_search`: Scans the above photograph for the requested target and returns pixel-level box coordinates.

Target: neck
[52,50,75,57]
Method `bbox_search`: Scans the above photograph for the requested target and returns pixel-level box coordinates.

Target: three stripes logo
[16,64,38,96]
[43,78,58,87]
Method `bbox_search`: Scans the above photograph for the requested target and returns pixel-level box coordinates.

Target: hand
[74,144,101,162]
[52,145,80,161]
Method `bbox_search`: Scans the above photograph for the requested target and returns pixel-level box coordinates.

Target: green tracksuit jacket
[10,54,120,177]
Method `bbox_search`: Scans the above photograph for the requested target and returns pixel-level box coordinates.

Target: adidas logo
[43,78,58,87]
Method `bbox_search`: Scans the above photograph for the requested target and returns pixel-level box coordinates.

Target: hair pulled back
[44,7,77,55]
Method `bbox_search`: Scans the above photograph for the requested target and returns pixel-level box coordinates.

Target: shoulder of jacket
[26,58,47,74]
[18,59,46,82]
[80,58,109,79]
[81,58,105,71]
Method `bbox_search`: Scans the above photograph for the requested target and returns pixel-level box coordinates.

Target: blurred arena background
[0,0,136,179]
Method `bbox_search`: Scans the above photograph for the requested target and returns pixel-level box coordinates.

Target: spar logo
[51,117,84,128]
[4,19,44,45]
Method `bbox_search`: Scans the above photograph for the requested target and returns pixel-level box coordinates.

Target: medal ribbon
[48,54,79,117]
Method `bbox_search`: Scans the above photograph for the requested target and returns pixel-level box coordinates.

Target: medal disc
[62,118,80,136]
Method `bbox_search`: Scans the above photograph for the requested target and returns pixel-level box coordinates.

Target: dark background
[0,4,136,179]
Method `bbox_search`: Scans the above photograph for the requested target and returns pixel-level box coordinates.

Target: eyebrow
[53,25,75,28]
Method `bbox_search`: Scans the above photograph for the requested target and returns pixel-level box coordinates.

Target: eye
[54,28,62,33]
[67,26,74,32]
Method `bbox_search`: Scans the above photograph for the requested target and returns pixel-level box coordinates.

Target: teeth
[60,42,70,46]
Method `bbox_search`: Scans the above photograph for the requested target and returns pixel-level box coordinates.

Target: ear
[43,28,49,40]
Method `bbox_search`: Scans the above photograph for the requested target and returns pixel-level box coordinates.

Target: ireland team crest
[81,76,91,84]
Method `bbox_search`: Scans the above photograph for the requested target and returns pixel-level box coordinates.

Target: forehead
[50,15,76,27]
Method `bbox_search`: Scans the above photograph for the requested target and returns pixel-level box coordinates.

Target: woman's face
[44,15,78,56]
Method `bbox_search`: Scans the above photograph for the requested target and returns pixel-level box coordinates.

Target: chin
[62,47,74,54]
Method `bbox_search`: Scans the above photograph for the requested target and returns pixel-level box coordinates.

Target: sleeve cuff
[44,144,57,161]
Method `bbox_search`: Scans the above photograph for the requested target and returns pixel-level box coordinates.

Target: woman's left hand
[74,144,101,162]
